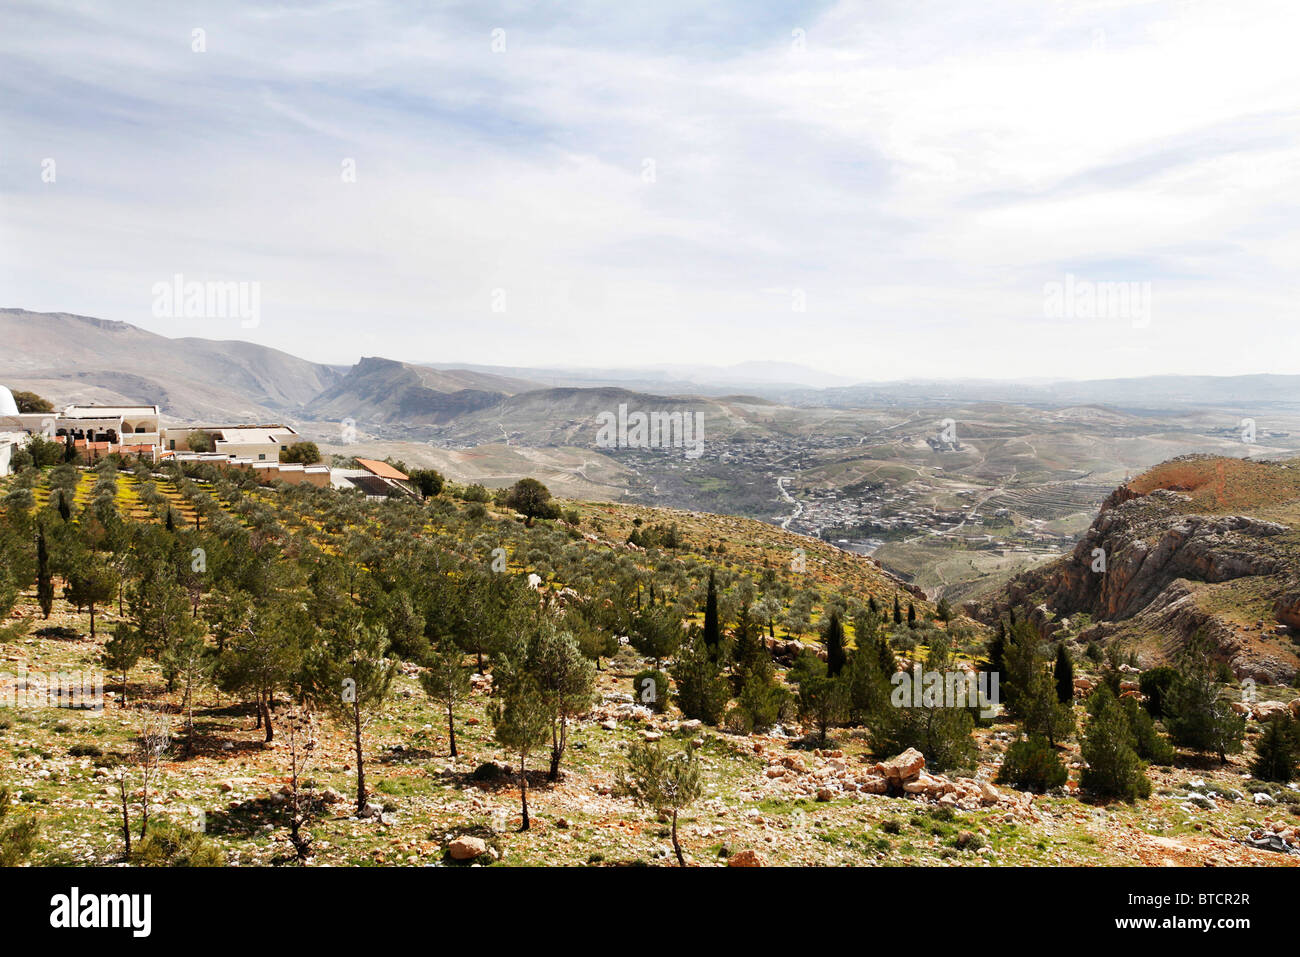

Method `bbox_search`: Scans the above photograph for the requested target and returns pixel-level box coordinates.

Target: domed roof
[0,385,19,417]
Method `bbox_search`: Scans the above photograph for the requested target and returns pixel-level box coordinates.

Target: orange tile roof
[355,457,409,481]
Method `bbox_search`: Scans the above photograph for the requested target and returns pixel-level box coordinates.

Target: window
[258,453,266,460]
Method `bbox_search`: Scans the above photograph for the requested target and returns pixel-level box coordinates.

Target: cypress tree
[36,524,53,620]
[906,602,916,628]
[1054,643,1075,704]
[822,610,846,677]
[892,594,902,625]
[702,569,719,649]
[57,490,71,522]
[986,623,1006,677]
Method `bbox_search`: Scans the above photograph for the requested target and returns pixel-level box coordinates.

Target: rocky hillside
[976,456,1300,685]
[303,356,542,426]
[0,309,343,421]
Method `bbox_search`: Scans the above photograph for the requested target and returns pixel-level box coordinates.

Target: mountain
[416,360,854,396]
[815,375,1300,412]
[304,357,543,425]
[0,309,343,422]
[426,387,778,446]
[975,455,1300,684]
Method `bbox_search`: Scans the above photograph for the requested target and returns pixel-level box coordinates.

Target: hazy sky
[2,0,1298,380]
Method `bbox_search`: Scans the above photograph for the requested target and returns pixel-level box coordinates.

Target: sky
[2,0,1298,382]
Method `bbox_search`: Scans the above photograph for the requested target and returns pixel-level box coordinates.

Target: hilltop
[978,456,1300,684]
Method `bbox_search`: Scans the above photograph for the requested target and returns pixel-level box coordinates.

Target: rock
[1254,791,1276,805]
[1252,700,1289,721]
[727,849,763,867]
[358,802,384,819]
[448,836,488,861]
[816,787,836,802]
[875,748,925,783]
[472,761,512,783]
[1231,701,1251,716]
[978,781,1002,806]
[857,775,888,794]
[1291,699,1300,719]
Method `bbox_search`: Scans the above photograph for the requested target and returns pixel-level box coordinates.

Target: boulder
[448,836,488,861]
[1290,699,1300,719]
[727,849,764,867]
[1253,700,1289,721]
[875,748,925,783]
[856,775,889,794]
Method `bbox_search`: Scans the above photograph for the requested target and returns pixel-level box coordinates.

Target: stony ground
[3,597,1299,868]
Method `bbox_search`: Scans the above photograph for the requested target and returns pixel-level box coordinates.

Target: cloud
[1,0,1298,380]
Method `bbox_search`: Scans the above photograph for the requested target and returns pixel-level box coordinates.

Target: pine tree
[102,625,144,708]
[1251,716,1297,783]
[419,639,472,758]
[525,625,597,781]
[671,636,731,725]
[1054,643,1075,704]
[305,612,396,814]
[488,671,550,830]
[618,742,703,866]
[1020,665,1075,745]
[1080,685,1151,802]
[996,733,1067,793]
[822,610,846,677]
[1121,696,1176,766]
[1163,631,1245,763]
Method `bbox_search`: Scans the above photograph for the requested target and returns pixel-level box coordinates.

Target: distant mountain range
[3,309,1298,432]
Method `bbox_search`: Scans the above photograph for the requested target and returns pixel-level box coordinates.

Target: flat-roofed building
[162,424,300,462]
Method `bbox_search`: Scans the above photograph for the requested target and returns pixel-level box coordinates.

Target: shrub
[633,669,671,713]
[996,733,1068,793]
[133,821,225,867]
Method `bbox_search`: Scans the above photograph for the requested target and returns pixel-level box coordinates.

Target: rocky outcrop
[977,466,1299,683]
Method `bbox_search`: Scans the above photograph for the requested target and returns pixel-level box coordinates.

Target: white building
[161,424,300,462]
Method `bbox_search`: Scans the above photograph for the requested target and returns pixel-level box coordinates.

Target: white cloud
[1,0,1298,381]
